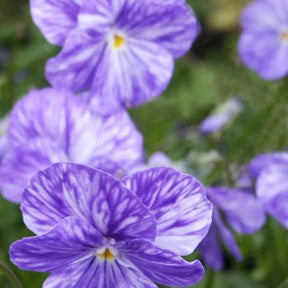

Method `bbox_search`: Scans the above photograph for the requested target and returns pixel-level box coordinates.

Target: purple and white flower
[37,0,200,114]
[200,97,243,135]
[249,152,288,228]
[0,88,143,203]
[10,163,212,287]
[239,0,288,80]
[198,187,266,270]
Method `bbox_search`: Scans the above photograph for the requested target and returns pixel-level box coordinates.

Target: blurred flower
[249,152,288,228]
[198,187,266,270]
[199,97,243,135]
[239,0,288,80]
[0,88,143,203]
[42,0,199,114]
[10,163,212,287]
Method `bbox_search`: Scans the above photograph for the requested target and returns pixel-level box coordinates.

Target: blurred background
[0,0,287,287]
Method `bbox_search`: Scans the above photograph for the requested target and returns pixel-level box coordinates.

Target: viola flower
[239,0,288,80]
[199,97,243,135]
[0,88,143,203]
[198,187,266,270]
[42,0,200,114]
[10,163,212,287]
[249,152,288,228]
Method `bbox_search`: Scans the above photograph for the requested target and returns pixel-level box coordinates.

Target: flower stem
[0,261,23,288]
[205,269,216,288]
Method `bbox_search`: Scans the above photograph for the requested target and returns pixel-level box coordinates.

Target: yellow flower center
[97,248,115,261]
[281,31,288,41]
[113,34,125,49]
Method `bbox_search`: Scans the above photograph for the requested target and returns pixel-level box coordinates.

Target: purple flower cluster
[10,163,212,287]
[239,0,288,80]
[31,0,200,114]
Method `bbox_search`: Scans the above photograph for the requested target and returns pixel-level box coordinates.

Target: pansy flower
[0,88,143,203]
[239,0,288,80]
[34,0,200,114]
[10,163,212,287]
[249,152,288,228]
[198,187,266,270]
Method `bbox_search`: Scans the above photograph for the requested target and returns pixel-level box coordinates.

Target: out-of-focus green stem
[205,269,216,288]
[0,261,23,288]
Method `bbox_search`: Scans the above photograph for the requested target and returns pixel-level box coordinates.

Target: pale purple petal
[147,152,172,167]
[0,134,7,163]
[10,217,103,272]
[8,87,143,176]
[256,165,288,228]
[249,152,288,178]
[85,40,174,115]
[197,223,224,271]
[238,31,288,80]
[30,0,82,45]
[122,167,212,255]
[22,163,156,239]
[118,239,204,287]
[0,139,67,203]
[207,187,266,234]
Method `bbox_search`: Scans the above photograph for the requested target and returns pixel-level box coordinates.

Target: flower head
[0,88,143,203]
[249,152,288,228]
[239,0,288,80]
[37,0,200,114]
[198,187,266,270]
[10,163,212,287]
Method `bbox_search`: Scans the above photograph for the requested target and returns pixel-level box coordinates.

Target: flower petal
[10,217,102,273]
[44,255,157,288]
[249,152,288,178]
[30,0,82,45]
[118,239,204,287]
[214,211,242,262]
[197,223,224,271]
[90,40,173,114]
[238,31,288,80]
[122,167,212,255]
[207,187,266,234]
[0,139,67,203]
[8,88,143,176]
[22,163,157,240]
[256,165,288,228]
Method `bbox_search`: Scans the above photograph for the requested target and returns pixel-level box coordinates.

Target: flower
[10,163,212,287]
[0,88,143,203]
[238,0,288,80]
[249,152,288,228]
[198,187,266,270]
[199,97,243,135]
[39,0,200,114]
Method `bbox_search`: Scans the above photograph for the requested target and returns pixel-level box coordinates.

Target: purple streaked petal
[122,167,212,255]
[207,187,266,234]
[10,217,102,273]
[256,165,288,228]
[118,239,204,287]
[0,139,67,203]
[22,163,156,239]
[7,88,143,177]
[214,210,242,261]
[197,223,224,271]
[87,40,174,115]
[44,255,157,288]
[249,152,288,178]
[46,30,106,93]
[30,0,82,45]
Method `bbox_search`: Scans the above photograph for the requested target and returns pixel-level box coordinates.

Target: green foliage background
[0,0,287,287]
